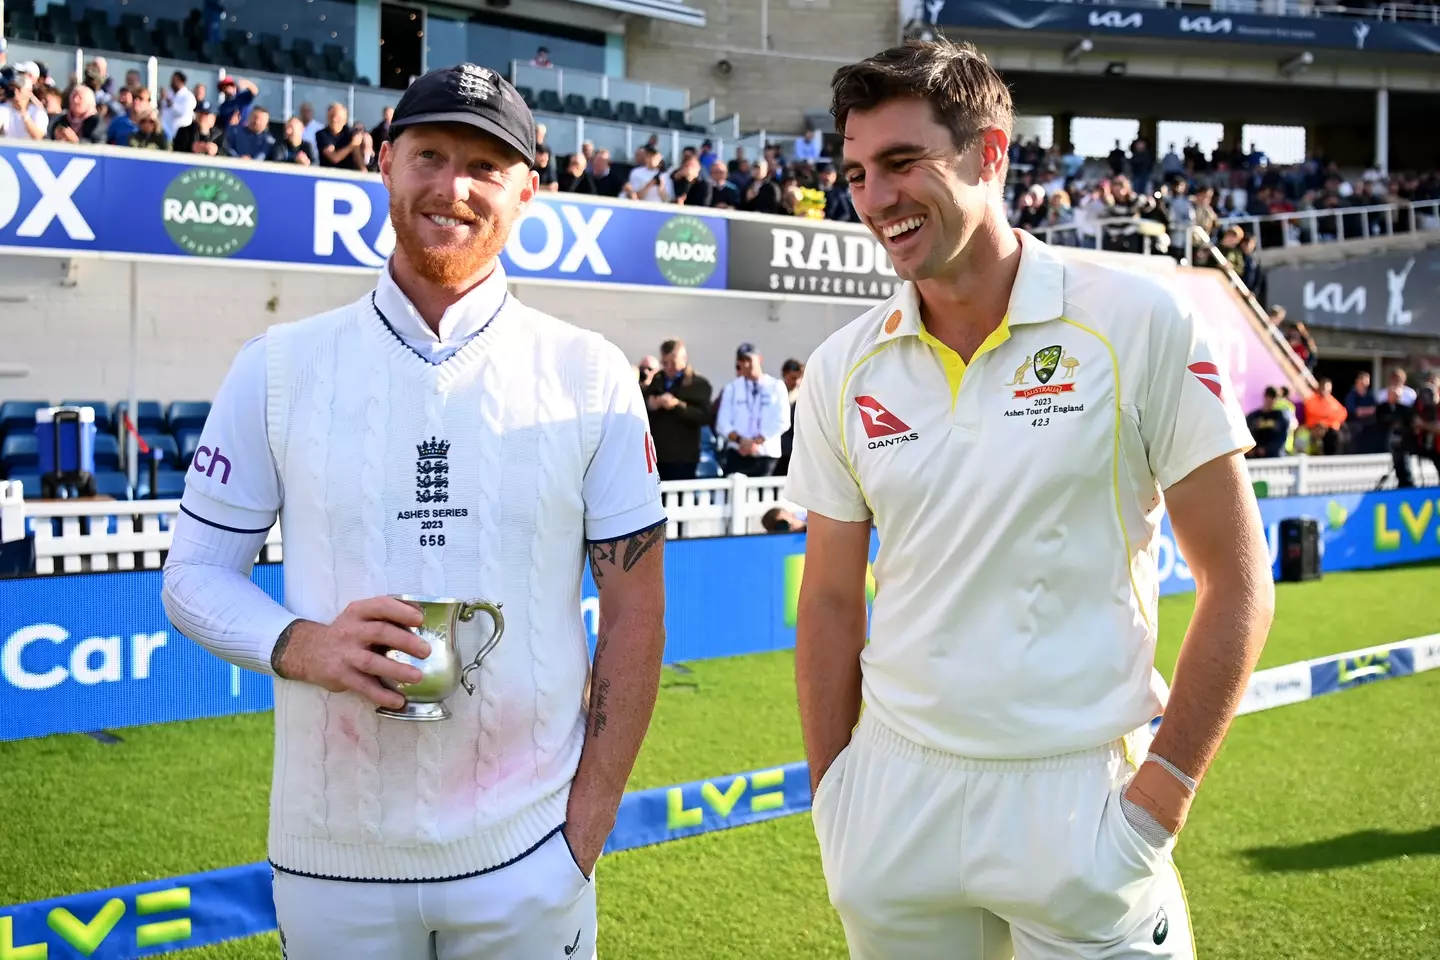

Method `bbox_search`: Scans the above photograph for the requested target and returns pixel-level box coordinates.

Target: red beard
[389,196,508,287]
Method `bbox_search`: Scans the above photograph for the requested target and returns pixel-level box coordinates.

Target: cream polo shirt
[786,230,1254,760]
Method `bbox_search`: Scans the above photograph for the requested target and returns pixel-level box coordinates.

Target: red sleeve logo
[1188,362,1224,401]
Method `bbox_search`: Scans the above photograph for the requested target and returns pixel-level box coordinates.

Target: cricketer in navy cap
[378,62,539,292]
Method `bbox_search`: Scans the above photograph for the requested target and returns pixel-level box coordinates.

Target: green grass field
[2,562,1438,958]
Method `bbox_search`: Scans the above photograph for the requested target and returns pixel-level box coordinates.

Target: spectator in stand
[1246,387,1289,459]
[49,85,106,144]
[1215,224,1247,274]
[777,359,804,476]
[672,152,703,202]
[1107,139,1127,177]
[535,123,555,180]
[1414,378,1440,479]
[173,100,223,155]
[625,146,673,203]
[160,71,196,142]
[127,105,170,150]
[534,145,557,191]
[589,148,623,196]
[698,139,716,171]
[715,343,790,478]
[742,159,782,214]
[531,46,553,68]
[580,140,594,168]
[638,355,660,389]
[270,117,316,165]
[0,63,50,140]
[1300,378,1347,455]
[731,156,754,193]
[1161,143,1184,182]
[316,103,369,171]
[215,76,258,128]
[1045,189,1076,245]
[794,128,822,163]
[1129,137,1154,194]
[819,163,857,221]
[297,102,322,146]
[686,160,738,208]
[558,151,596,193]
[1238,232,1264,299]
[643,339,714,482]
[226,105,275,160]
[1286,321,1317,370]
[1344,370,1383,453]
[82,57,113,108]
[372,105,393,145]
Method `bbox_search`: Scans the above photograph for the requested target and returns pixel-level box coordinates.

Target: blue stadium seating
[136,469,186,500]
[93,470,133,500]
[177,430,203,469]
[2,434,39,472]
[93,434,121,470]
[60,400,113,432]
[0,400,48,442]
[166,401,211,435]
[697,426,722,478]
[114,400,164,434]
[141,433,181,466]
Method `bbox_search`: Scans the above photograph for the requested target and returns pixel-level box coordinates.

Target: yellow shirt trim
[917,316,1013,406]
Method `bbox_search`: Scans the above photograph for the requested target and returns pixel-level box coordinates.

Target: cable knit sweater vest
[263,294,605,881]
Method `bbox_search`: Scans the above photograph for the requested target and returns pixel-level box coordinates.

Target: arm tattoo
[587,523,664,585]
[270,619,302,679]
[590,677,611,739]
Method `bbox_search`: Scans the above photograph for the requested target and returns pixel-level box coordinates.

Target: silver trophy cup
[377,595,505,721]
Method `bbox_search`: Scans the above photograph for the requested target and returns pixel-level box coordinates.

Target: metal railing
[509,61,688,113]
[1187,224,1321,393]
[1216,199,1440,251]
[8,459,1437,576]
[1034,0,1440,24]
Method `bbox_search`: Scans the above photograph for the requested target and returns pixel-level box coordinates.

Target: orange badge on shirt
[884,310,902,334]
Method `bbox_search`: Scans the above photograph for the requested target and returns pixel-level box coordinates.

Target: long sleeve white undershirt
[161,512,296,676]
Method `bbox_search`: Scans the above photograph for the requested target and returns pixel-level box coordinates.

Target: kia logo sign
[1088,10,1142,29]
[1303,281,1367,315]
[1180,15,1232,34]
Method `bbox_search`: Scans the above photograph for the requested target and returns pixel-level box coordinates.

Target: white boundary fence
[4,456,1436,576]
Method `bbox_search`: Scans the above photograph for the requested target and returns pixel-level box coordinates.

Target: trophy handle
[458,601,504,695]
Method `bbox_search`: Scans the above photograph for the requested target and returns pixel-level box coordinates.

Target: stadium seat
[60,401,112,432]
[136,469,187,500]
[641,105,665,128]
[93,470,133,501]
[589,98,615,121]
[114,400,163,434]
[564,94,590,116]
[0,400,48,441]
[140,433,181,466]
[665,109,688,130]
[91,434,121,471]
[615,102,642,125]
[517,86,537,109]
[537,90,564,114]
[2,434,39,472]
[176,430,203,469]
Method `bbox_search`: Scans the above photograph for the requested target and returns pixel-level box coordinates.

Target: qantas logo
[1188,362,1225,401]
[855,395,919,449]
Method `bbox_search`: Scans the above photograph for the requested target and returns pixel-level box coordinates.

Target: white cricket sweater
[261,292,640,881]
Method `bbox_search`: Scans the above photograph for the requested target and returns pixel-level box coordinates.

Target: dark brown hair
[831,39,1014,150]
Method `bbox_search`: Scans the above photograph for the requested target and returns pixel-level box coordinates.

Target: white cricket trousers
[811,712,1195,960]
[271,828,596,960]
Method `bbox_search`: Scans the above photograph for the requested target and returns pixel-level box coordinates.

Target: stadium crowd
[1005,136,1440,256]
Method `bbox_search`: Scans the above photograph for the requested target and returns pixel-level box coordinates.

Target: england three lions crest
[416,437,450,504]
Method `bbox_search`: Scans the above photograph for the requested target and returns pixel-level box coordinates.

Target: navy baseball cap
[388,63,535,167]
[736,342,760,358]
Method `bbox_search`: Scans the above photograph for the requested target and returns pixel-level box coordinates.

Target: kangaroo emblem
[1007,355,1033,386]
